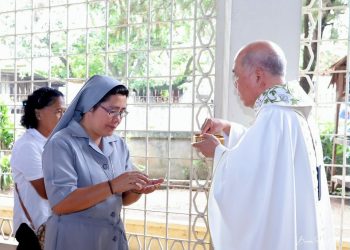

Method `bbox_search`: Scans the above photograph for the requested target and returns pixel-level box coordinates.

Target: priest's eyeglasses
[233,73,239,88]
[99,105,129,119]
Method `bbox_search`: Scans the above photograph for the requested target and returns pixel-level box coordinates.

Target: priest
[192,40,335,250]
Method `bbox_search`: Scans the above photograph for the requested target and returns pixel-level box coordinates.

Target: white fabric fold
[208,83,335,250]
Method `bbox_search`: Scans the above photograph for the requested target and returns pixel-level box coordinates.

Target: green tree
[48,0,199,96]
[300,0,347,93]
[0,155,12,191]
[0,101,14,191]
[0,102,14,150]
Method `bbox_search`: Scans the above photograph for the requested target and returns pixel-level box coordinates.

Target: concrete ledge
[0,198,14,238]
[0,243,17,250]
[126,219,210,249]
[1,203,349,250]
[0,237,17,250]
[338,240,350,250]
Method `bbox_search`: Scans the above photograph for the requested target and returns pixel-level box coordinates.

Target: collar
[68,119,90,139]
[68,119,119,156]
[253,81,314,118]
[27,128,47,143]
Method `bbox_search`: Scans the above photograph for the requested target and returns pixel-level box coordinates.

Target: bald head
[237,40,287,79]
[232,41,287,107]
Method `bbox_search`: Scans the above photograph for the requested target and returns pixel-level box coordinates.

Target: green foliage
[88,29,106,53]
[51,57,68,78]
[199,0,215,16]
[192,159,209,180]
[320,122,350,187]
[181,165,190,180]
[0,100,14,191]
[108,1,127,26]
[320,122,349,165]
[300,0,347,92]
[0,102,14,150]
[151,1,171,22]
[332,186,350,196]
[0,155,10,173]
[330,27,339,40]
[89,54,106,77]
[69,55,86,79]
[128,51,148,77]
[0,155,12,191]
[320,133,334,165]
[173,0,195,19]
[45,1,199,93]
[161,89,169,98]
[150,23,170,48]
[108,27,127,51]
[0,173,13,191]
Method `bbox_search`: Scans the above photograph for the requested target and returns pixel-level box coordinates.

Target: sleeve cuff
[226,122,247,148]
[213,144,227,172]
[49,184,77,208]
[26,174,44,181]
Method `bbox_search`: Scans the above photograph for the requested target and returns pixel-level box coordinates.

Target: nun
[42,75,163,250]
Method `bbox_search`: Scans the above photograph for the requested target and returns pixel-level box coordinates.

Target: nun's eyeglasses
[99,105,129,119]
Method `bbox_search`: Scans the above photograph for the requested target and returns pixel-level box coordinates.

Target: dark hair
[21,87,64,129]
[93,85,129,109]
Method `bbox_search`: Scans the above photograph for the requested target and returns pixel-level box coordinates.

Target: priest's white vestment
[209,83,335,250]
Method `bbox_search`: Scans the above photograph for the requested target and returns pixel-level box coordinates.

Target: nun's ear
[35,109,41,120]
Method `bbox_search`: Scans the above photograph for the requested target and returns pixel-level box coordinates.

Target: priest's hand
[201,118,231,136]
[192,133,220,158]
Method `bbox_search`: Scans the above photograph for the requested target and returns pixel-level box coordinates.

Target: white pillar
[215,0,302,125]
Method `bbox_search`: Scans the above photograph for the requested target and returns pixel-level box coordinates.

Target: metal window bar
[301,1,350,249]
[0,1,217,248]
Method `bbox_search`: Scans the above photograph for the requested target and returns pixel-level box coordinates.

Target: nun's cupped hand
[132,178,164,194]
[110,171,149,193]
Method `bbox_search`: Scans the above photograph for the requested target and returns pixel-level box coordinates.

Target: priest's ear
[255,66,265,87]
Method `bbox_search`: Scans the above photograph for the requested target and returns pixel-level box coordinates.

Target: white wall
[215,0,302,125]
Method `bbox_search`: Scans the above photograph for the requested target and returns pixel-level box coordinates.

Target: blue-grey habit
[43,75,132,250]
